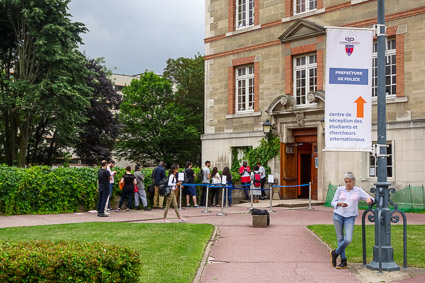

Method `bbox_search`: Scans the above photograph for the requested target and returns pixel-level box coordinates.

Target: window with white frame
[369,142,393,178]
[294,0,317,14]
[236,65,254,112]
[293,54,317,105]
[372,38,396,97]
[236,0,254,29]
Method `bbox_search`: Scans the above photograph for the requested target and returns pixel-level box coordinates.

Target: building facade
[202,0,425,200]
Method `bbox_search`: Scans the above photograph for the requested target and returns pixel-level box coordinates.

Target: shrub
[0,240,141,282]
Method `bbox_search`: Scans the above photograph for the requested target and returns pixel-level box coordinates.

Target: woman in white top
[210,167,221,206]
[330,172,374,269]
[162,165,186,223]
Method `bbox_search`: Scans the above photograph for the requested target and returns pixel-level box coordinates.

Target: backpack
[253,171,261,187]
[158,177,168,196]
[251,208,270,226]
[196,168,204,180]
[183,169,189,184]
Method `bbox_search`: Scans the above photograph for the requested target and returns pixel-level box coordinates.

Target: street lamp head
[262,119,272,134]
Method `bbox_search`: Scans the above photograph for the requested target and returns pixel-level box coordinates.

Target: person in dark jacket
[97,160,111,217]
[152,161,166,209]
[116,166,136,212]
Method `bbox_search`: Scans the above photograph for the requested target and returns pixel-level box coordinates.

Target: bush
[0,240,141,282]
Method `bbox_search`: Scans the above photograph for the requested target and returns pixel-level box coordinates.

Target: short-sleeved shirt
[185,168,195,183]
[259,166,266,179]
[239,166,251,183]
[202,167,210,183]
[98,168,111,189]
[122,173,135,190]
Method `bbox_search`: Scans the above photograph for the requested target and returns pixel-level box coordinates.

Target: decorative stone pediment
[279,19,325,43]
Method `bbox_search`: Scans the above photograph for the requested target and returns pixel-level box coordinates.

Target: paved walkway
[1,201,424,282]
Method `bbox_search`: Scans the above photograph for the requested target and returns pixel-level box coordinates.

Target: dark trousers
[200,184,208,206]
[210,186,219,205]
[97,187,109,214]
[242,182,250,200]
[261,178,267,198]
[119,187,134,209]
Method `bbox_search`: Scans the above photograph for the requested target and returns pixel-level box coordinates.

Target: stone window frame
[372,37,396,98]
[228,56,260,115]
[293,0,317,15]
[235,64,255,112]
[228,0,260,33]
[284,0,323,18]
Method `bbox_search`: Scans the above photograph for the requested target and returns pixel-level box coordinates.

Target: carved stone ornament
[295,112,305,127]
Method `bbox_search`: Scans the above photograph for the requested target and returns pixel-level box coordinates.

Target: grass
[308,224,425,268]
[0,222,214,283]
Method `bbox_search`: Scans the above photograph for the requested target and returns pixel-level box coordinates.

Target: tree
[0,0,90,166]
[115,72,200,167]
[74,58,122,165]
[163,54,204,165]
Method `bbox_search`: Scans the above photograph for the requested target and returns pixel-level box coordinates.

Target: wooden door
[280,143,298,199]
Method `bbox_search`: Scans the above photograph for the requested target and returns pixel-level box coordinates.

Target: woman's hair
[185,161,192,169]
[168,165,177,177]
[344,172,355,180]
[135,164,141,171]
[222,167,232,180]
[211,167,218,177]
[126,166,131,172]
[253,165,259,171]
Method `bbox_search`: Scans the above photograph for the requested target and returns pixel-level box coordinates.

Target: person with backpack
[116,166,136,212]
[239,161,251,200]
[134,165,152,211]
[210,167,221,206]
[184,161,198,207]
[152,161,166,209]
[257,162,267,200]
[251,165,262,203]
[162,165,186,223]
[200,161,211,208]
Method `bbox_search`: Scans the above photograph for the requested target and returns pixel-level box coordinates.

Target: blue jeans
[333,213,355,260]
[107,183,113,209]
[241,182,250,200]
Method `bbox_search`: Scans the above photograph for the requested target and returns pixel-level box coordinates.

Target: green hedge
[0,240,141,282]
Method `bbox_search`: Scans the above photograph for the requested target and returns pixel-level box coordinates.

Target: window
[372,38,396,97]
[369,142,393,178]
[236,65,254,112]
[294,0,317,14]
[236,0,254,29]
[293,54,317,105]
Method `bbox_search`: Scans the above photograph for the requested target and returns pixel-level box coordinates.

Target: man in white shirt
[201,161,211,207]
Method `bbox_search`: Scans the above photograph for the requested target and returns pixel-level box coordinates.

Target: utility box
[252,215,268,228]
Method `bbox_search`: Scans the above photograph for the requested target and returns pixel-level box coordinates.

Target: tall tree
[0,0,90,166]
[163,54,204,165]
[115,72,200,167]
[74,58,122,165]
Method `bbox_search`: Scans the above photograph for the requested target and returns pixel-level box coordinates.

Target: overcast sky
[68,0,205,75]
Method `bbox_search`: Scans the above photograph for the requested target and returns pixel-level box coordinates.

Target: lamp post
[367,0,400,271]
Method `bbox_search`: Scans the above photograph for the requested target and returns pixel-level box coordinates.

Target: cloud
[68,0,205,75]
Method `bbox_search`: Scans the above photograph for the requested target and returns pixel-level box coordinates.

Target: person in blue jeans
[330,172,374,269]
[222,167,233,206]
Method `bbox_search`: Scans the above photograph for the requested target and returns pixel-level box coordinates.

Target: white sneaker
[104,212,111,215]
[179,218,187,222]
[162,219,170,223]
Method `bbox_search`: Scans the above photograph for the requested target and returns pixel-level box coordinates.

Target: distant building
[203,0,425,200]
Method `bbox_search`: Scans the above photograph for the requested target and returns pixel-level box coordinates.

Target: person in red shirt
[239,161,251,200]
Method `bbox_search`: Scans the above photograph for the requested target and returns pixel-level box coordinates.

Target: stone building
[202,0,425,200]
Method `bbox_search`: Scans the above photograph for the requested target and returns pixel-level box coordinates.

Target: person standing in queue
[330,172,374,269]
[152,161,166,209]
[222,167,233,207]
[134,165,152,211]
[239,161,251,200]
[184,161,198,207]
[116,166,136,212]
[257,162,267,200]
[200,161,211,208]
[97,160,111,217]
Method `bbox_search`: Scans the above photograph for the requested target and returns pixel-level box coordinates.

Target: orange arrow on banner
[354,96,366,118]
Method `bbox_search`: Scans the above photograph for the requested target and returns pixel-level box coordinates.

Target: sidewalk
[1,201,424,282]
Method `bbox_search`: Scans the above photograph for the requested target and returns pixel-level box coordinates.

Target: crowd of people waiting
[96,159,268,218]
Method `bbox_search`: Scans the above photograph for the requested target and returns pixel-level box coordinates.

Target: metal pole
[217,184,227,216]
[308,182,313,210]
[202,185,211,213]
[367,0,400,271]
[249,185,253,210]
[179,184,183,210]
[268,183,275,213]
[225,186,229,208]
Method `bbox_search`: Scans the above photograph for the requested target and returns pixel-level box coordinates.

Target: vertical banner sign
[325,28,373,151]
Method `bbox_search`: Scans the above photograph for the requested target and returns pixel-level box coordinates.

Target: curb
[193,225,219,283]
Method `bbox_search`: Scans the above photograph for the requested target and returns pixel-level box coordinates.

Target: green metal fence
[324,184,425,212]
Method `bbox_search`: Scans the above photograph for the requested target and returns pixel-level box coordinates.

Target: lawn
[0,222,215,283]
[308,224,425,268]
